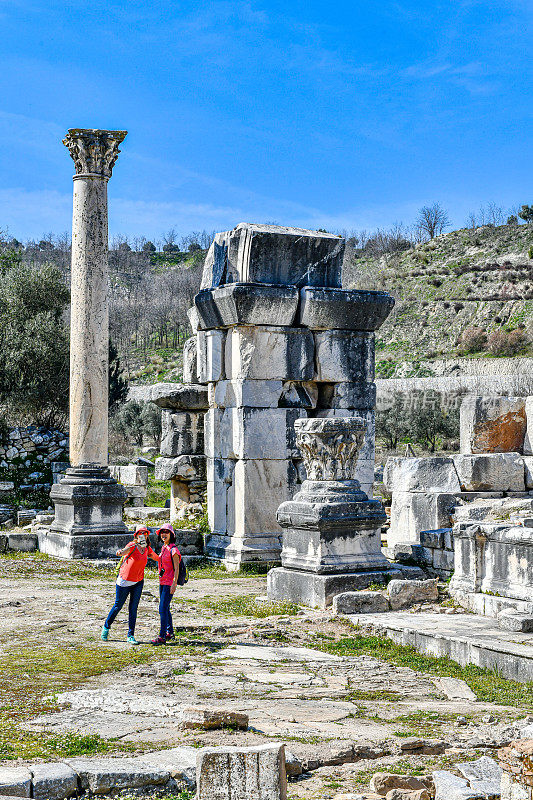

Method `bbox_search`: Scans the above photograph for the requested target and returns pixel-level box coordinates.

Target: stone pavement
[346,612,533,682]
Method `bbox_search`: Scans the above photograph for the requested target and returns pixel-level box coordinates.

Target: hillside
[346,223,533,378]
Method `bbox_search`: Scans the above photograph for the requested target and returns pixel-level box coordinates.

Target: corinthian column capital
[63,128,127,178]
[294,417,366,481]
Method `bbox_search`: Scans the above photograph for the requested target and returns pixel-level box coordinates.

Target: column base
[50,464,128,538]
[37,529,133,560]
[204,533,281,571]
[266,565,425,609]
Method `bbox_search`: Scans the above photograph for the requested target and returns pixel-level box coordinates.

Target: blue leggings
[159,584,174,638]
[104,581,144,636]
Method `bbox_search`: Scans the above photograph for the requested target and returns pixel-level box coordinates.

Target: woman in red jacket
[101,525,159,645]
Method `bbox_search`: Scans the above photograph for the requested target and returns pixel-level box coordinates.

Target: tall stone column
[44,129,129,560]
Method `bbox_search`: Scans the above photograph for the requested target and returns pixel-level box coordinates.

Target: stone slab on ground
[65,756,170,794]
[137,747,198,788]
[196,742,287,800]
[0,767,32,797]
[498,612,533,632]
[332,591,390,615]
[211,644,342,662]
[347,611,533,682]
[387,579,439,610]
[432,677,477,702]
[31,763,78,800]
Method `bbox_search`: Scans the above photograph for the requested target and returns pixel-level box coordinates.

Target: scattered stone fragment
[433,770,484,800]
[196,743,287,800]
[400,737,446,755]
[456,756,501,800]
[333,591,389,615]
[433,677,477,702]
[31,763,78,800]
[387,578,439,610]
[284,749,303,777]
[179,707,248,730]
[370,773,431,796]
[386,790,430,800]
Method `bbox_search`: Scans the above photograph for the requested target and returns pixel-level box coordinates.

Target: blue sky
[0,0,531,242]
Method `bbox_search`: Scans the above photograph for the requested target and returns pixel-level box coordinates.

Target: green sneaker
[127,634,139,645]
[101,626,109,641]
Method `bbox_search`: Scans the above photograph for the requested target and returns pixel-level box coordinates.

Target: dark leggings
[104,580,144,636]
[159,584,174,638]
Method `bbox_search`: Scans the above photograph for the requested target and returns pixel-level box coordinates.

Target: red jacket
[119,542,158,583]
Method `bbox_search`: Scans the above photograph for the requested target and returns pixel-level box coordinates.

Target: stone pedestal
[45,129,128,559]
[267,417,390,608]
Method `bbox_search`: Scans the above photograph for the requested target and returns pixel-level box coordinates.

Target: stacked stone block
[109,465,149,507]
[150,383,207,554]
[194,223,394,569]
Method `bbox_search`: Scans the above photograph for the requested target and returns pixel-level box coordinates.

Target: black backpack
[177,555,189,586]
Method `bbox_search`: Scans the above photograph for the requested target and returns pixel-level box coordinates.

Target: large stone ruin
[159,223,395,570]
[384,394,533,626]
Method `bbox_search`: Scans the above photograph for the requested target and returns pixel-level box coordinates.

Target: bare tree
[416,203,451,239]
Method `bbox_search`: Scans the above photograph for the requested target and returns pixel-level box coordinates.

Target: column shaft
[70,175,109,467]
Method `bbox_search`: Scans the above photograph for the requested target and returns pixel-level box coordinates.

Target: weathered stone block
[220,407,307,460]
[456,756,501,799]
[225,326,314,381]
[453,453,525,491]
[298,287,395,331]
[497,612,533,632]
[200,222,343,289]
[31,762,78,800]
[150,383,208,410]
[388,492,458,546]
[230,459,299,537]
[0,766,31,796]
[155,455,206,482]
[419,529,445,549]
[314,330,374,383]
[318,381,376,410]
[432,548,455,572]
[117,465,149,486]
[197,330,225,383]
[65,757,170,794]
[160,411,204,457]
[196,743,287,800]
[523,456,533,489]
[460,396,526,454]
[332,590,389,614]
[524,397,533,455]
[183,337,199,383]
[199,283,299,327]
[384,457,461,493]
[210,379,283,409]
[7,532,38,552]
[387,578,439,609]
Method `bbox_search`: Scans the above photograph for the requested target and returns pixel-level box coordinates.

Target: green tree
[376,397,411,450]
[0,251,70,428]
[109,340,129,413]
[518,205,533,224]
[409,392,459,452]
[110,400,145,447]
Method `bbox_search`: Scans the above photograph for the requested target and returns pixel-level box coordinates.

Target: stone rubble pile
[0,426,68,506]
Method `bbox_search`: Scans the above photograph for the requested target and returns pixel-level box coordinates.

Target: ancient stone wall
[0,426,68,509]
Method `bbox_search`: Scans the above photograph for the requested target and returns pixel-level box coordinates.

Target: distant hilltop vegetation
[344,223,533,377]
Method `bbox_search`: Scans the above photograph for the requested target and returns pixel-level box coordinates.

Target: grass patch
[314,632,533,708]
[0,551,118,581]
[200,595,299,618]
[0,640,200,760]
[145,477,171,507]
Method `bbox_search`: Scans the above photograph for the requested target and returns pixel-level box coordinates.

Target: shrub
[529,246,533,259]
[457,327,487,355]
[486,329,528,356]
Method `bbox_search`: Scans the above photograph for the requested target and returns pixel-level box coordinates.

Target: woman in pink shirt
[151,523,181,645]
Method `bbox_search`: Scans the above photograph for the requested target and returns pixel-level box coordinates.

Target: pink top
[159,544,181,586]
